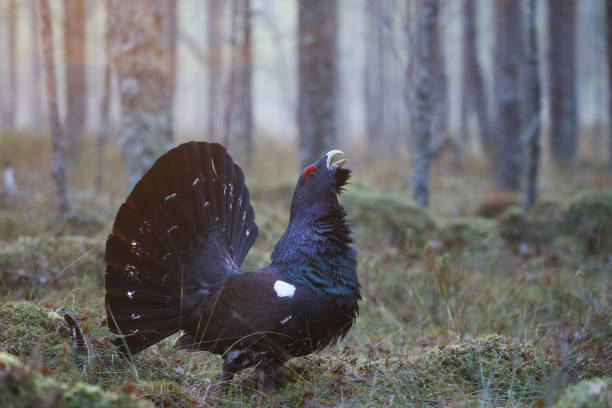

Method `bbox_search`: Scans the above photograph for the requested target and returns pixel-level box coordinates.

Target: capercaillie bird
[105,142,360,389]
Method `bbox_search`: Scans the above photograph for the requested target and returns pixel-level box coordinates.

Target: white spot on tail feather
[164,193,177,202]
[280,315,293,325]
[274,280,295,298]
[127,290,135,299]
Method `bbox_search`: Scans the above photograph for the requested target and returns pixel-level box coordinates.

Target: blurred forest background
[0,0,610,210]
[0,0,611,406]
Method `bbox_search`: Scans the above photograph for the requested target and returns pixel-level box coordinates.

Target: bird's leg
[256,362,282,392]
[218,358,239,392]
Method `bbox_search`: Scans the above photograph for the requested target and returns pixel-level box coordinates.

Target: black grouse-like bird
[105,142,360,387]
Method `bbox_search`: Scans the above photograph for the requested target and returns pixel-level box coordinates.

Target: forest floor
[0,131,611,407]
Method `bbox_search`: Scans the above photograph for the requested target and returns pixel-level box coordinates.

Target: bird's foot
[256,364,283,392]
[217,368,236,394]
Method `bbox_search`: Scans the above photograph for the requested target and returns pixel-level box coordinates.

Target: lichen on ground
[553,377,612,408]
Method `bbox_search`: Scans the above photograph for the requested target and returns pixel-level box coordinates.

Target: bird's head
[289,150,350,219]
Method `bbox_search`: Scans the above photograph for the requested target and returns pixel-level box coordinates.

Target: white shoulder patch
[274,280,296,298]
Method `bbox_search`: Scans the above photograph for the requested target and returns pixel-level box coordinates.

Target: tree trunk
[224,0,253,166]
[95,0,112,193]
[431,0,447,150]
[607,0,612,171]
[461,0,491,157]
[30,0,43,128]
[411,0,438,207]
[523,0,541,211]
[64,0,87,160]
[206,0,224,142]
[297,0,338,167]
[109,0,176,189]
[40,0,71,216]
[364,0,386,150]
[493,0,522,191]
[160,0,178,142]
[547,0,577,163]
[6,0,17,128]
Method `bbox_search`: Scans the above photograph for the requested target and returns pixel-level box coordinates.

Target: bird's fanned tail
[105,142,259,355]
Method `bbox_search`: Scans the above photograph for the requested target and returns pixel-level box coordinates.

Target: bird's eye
[303,165,318,183]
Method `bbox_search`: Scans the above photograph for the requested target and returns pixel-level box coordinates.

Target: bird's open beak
[326,150,347,169]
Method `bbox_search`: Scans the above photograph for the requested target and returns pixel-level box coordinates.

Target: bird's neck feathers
[270,200,360,306]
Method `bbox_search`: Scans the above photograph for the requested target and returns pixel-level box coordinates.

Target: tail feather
[105,142,259,355]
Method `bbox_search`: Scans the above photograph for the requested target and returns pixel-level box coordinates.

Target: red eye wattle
[303,165,319,183]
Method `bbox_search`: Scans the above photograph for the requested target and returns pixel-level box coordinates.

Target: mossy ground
[1,134,611,406]
[552,376,612,408]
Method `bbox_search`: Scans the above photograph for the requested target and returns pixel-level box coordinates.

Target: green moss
[0,210,49,240]
[64,382,151,408]
[344,187,436,248]
[0,352,152,408]
[0,351,22,368]
[436,217,493,251]
[497,206,532,244]
[53,211,107,237]
[135,379,204,407]
[397,334,556,405]
[277,335,557,406]
[0,301,73,369]
[497,205,561,248]
[563,189,612,254]
[0,235,104,297]
[553,377,612,408]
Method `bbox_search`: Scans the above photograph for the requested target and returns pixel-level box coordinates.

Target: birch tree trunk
[411,0,438,207]
[206,0,224,142]
[6,0,17,128]
[547,0,577,163]
[493,0,522,191]
[160,0,178,142]
[95,0,112,193]
[30,0,43,128]
[297,0,338,167]
[64,0,87,160]
[109,0,177,189]
[40,0,71,216]
[606,0,612,171]
[431,0,447,149]
[224,0,253,165]
[364,0,386,150]
[461,0,491,157]
[523,0,541,210]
